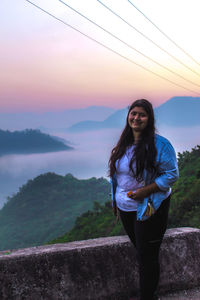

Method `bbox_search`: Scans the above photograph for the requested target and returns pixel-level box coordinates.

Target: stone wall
[0,227,199,299]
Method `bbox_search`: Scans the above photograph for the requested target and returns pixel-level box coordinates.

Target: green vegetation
[168,145,200,228]
[0,173,110,250]
[49,146,200,244]
[0,129,72,155]
[0,146,199,250]
[49,201,125,244]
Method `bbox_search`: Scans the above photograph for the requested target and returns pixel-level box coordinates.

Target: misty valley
[0,97,200,250]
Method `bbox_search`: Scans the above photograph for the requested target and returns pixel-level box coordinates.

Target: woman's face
[128,106,149,133]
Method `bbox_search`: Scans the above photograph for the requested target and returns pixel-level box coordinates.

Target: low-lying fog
[0,125,199,208]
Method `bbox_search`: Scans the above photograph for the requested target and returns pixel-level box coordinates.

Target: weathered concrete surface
[0,227,199,300]
[161,286,200,299]
[159,228,200,293]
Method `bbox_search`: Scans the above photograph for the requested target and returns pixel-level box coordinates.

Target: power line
[97,0,200,78]
[25,0,200,96]
[59,0,200,89]
[127,0,200,68]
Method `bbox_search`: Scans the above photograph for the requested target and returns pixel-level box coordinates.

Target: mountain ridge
[67,97,200,132]
[0,106,115,131]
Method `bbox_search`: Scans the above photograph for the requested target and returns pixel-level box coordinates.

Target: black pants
[119,196,170,300]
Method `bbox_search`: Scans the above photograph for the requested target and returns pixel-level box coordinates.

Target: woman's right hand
[112,203,120,222]
[112,203,117,216]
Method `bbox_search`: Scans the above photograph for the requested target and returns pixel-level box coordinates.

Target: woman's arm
[129,182,160,201]
[110,175,119,216]
[154,142,179,191]
[130,140,179,201]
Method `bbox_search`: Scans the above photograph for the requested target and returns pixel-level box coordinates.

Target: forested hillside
[0,173,110,250]
[168,145,200,228]
[49,146,200,244]
[0,129,72,155]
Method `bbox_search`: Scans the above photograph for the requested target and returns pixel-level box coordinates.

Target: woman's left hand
[128,182,161,202]
[130,188,147,202]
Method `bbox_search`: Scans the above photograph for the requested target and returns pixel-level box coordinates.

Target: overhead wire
[97,0,200,78]
[127,0,200,68]
[58,0,200,89]
[25,0,200,96]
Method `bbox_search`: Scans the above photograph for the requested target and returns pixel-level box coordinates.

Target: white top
[115,145,145,212]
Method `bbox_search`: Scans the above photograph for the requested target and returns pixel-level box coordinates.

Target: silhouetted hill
[67,97,200,132]
[0,129,73,155]
[0,173,110,250]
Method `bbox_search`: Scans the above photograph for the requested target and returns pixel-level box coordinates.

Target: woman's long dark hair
[108,99,157,181]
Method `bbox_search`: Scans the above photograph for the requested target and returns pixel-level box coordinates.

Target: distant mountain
[0,129,73,156]
[0,106,115,131]
[0,173,110,250]
[67,97,200,132]
[154,96,200,127]
[67,108,127,132]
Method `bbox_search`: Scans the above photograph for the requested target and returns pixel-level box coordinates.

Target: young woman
[109,99,179,300]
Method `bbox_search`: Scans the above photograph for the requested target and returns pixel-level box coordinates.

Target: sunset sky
[1,0,200,112]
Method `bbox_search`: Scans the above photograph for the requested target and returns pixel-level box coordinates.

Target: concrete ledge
[0,227,200,299]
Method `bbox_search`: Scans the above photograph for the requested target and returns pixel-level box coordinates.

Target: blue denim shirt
[110,134,179,221]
